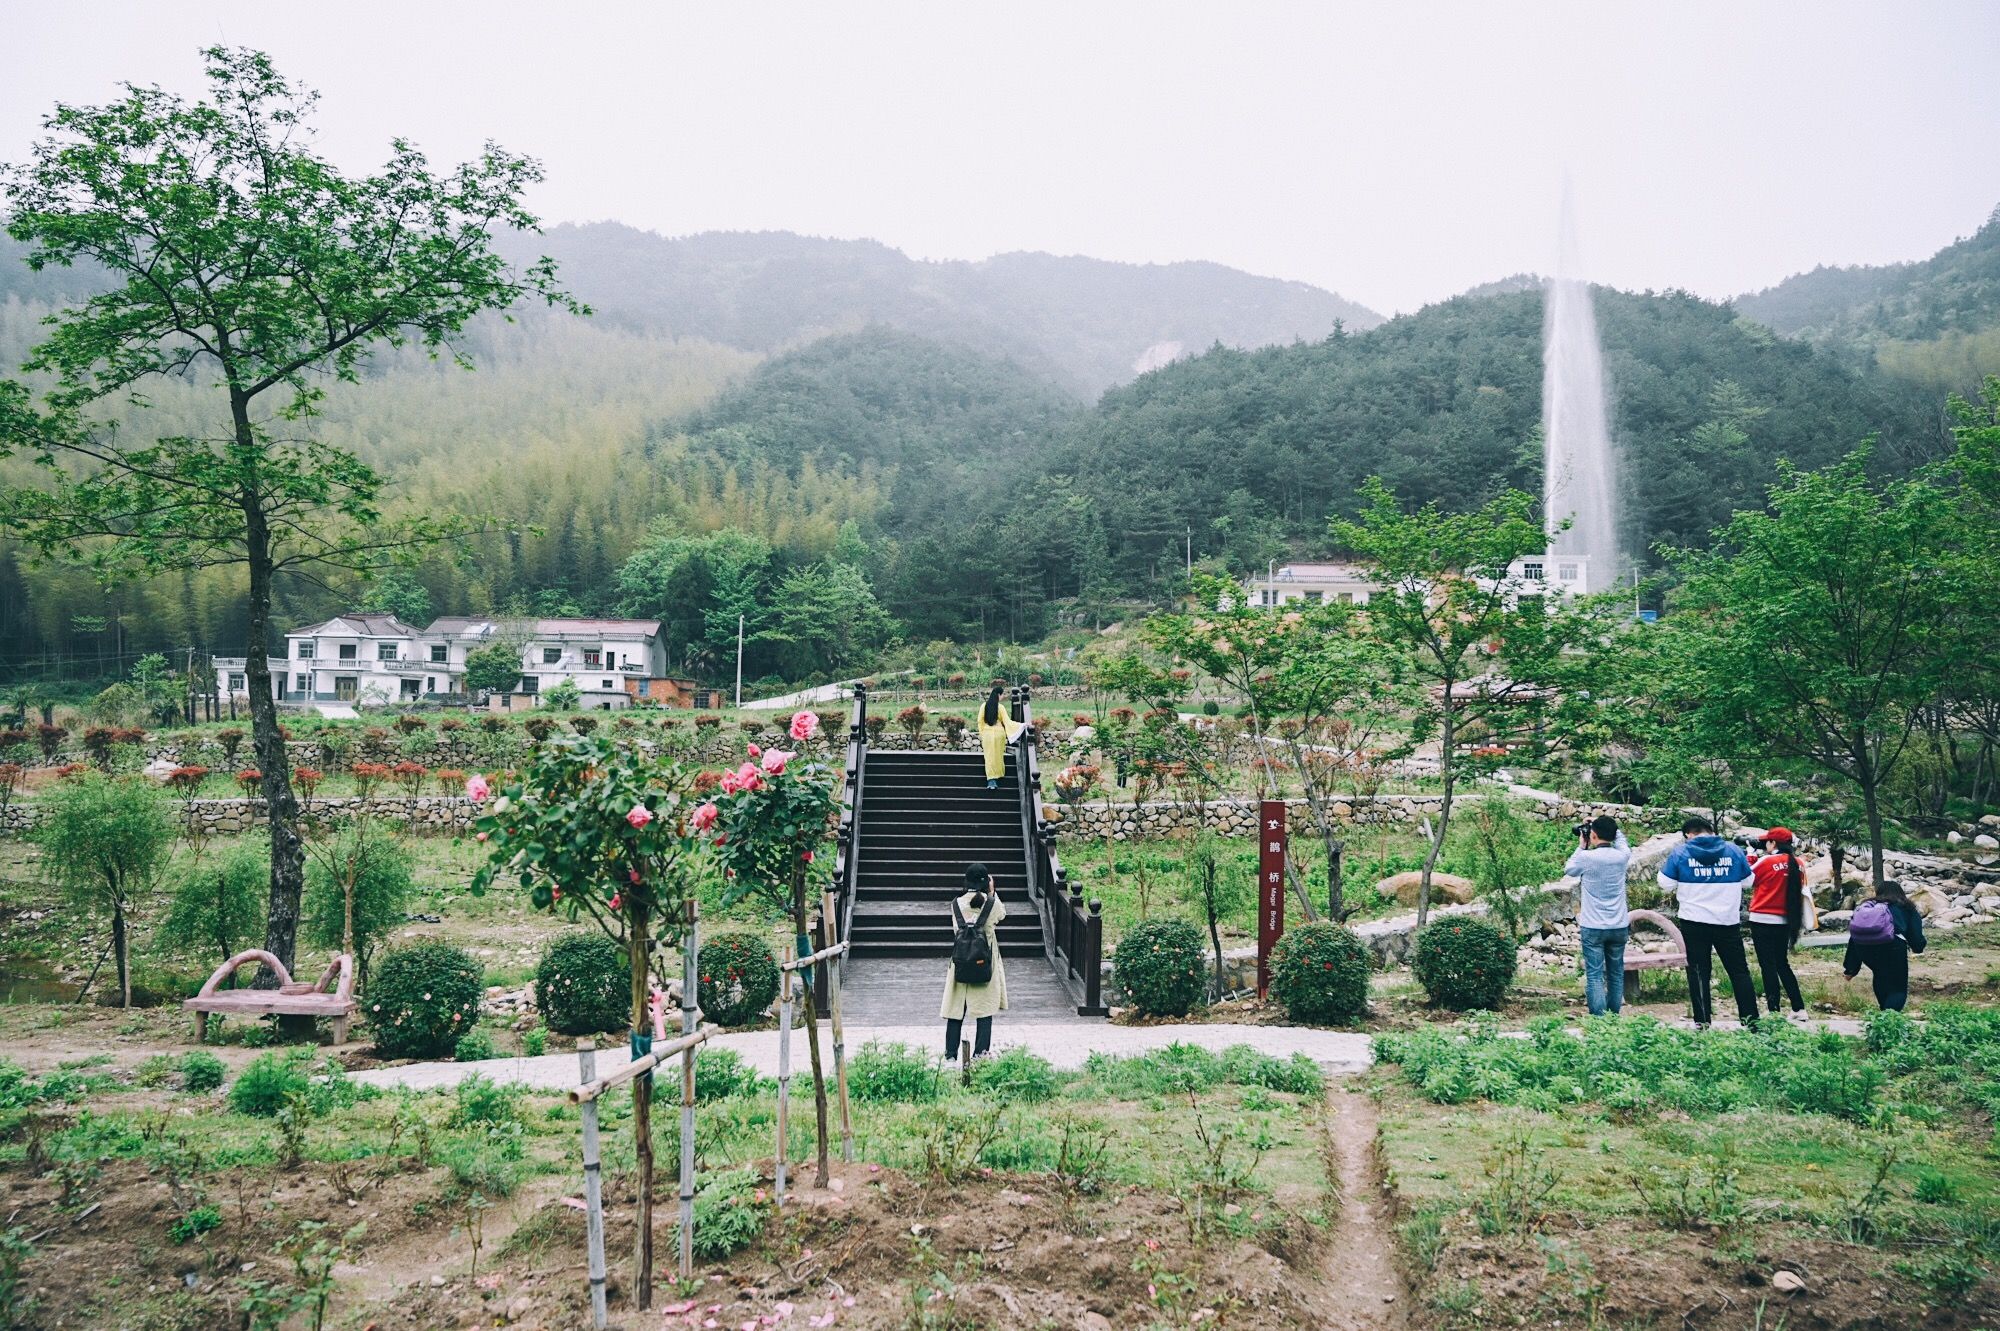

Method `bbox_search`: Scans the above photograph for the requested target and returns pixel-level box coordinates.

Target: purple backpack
[1848,900,1898,945]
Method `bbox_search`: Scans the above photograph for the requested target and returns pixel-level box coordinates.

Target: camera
[1572,823,1590,840]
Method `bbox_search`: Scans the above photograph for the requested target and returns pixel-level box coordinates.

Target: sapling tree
[36,774,177,1007]
[0,47,578,973]
[1185,832,1250,997]
[159,835,268,969]
[1331,479,1575,923]
[701,710,841,1186]
[302,822,415,988]
[469,736,700,1309]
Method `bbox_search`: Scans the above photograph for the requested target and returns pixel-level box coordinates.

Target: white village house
[1241,555,1592,608]
[217,614,689,710]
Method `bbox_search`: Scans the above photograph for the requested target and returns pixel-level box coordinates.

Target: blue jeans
[1580,926,1629,1016]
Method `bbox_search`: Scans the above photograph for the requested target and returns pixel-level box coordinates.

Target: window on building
[378,643,398,661]
[297,641,314,659]
[601,679,613,689]
[228,673,246,691]
[1522,562,1544,581]
[1558,563,1579,582]
[542,647,561,664]
[338,643,357,661]
[1305,590,1324,603]
[1338,591,1356,603]
[583,649,602,668]
[430,644,448,663]
[295,673,309,691]
[520,676,539,694]
[425,677,436,693]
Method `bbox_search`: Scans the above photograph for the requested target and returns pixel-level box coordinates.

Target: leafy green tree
[754,562,898,679]
[462,641,524,695]
[614,527,771,673]
[1331,479,1574,923]
[0,48,577,972]
[541,678,582,710]
[158,836,268,967]
[302,825,415,986]
[358,570,432,628]
[1184,832,1251,997]
[1664,449,1971,883]
[1936,380,2000,807]
[36,774,176,1007]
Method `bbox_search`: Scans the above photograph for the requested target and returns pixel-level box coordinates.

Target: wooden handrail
[1014,687,1107,1016]
[782,940,849,971]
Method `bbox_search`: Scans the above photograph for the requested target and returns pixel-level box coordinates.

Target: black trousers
[1749,921,1804,1013]
[1682,919,1760,1027]
[1847,942,1910,1011]
[944,1015,992,1058]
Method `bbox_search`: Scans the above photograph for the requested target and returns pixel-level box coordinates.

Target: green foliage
[1411,918,1517,1011]
[848,1041,943,1102]
[228,1052,311,1117]
[158,838,269,963]
[970,1047,1059,1103]
[453,1029,500,1063]
[33,773,176,1003]
[366,942,485,1060]
[1268,921,1372,1024]
[693,1048,768,1099]
[690,1167,766,1261]
[1113,917,1209,1017]
[696,930,779,1027]
[168,1205,222,1245]
[452,1074,520,1127]
[1448,798,1567,937]
[521,1025,546,1058]
[540,679,581,710]
[462,641,524,694]
[178,1050,226,1094]
[1375,1015,1899,1122]
[302,827,415,974]
[533,932,630,1036]
[706,729,841,920]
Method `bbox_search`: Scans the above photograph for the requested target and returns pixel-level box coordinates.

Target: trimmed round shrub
[1269,921,1372,1024]
[177,1049,226,1093]
[1113,917,1209,1017]
[227,1051,309,1116]
[367,941,485,1058]
[535,931,630,1035]
[454,1028,500,1062]
[1411,917,1517,1011]
[697,931,780,1028]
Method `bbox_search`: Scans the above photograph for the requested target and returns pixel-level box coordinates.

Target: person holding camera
[1567,814,1633,1015]
[1659,815,1759,1030]
[1746,827,1812,1020]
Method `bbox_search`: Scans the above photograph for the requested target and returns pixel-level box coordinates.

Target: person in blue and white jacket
[1658,815,1760,1030]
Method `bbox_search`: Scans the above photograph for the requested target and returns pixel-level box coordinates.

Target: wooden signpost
[1257,799,1287,998]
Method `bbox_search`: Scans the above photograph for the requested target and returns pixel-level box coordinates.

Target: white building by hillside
[1238,555,1591,610]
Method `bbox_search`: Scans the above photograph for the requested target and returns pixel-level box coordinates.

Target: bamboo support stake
[577,1040,608,1330]
[778,940,849,971]
[569,1027,714,1104]
[823,889,853,1163]
[774,940,793,1207]
[678,902,700,1281]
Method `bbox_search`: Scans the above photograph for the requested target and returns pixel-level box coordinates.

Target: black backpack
[951,893,996,986]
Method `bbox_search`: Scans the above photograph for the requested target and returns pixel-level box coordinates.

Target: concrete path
[348,1012,1871,1096]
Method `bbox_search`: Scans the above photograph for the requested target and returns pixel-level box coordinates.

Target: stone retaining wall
[1051,794,1683,842]
[0,794,475,837]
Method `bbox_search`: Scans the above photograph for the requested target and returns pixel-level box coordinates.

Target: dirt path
[1311,1080,1412,1330]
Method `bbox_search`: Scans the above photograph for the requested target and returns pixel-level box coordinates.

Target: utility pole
[1185,528,1192,577]
[734,614,744,710]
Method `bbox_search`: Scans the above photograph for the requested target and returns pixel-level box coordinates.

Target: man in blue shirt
[1567,814,1632,1015]
[1657,815,1760,1029]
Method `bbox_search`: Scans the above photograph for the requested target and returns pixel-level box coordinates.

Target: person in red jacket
[1746,828,1808,1020]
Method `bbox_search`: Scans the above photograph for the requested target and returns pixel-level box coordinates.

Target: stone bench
[1620,909,1686,990]
[184,949,356,1043]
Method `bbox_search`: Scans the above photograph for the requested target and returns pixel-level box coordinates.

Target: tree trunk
[113,897,129,1010]
[627,912,654,1309]
[1417,711,1455,926]
[1859,764,1887,890]
[791,866,832,1188]
[1207,907,1226,999]
[241,469,305,977]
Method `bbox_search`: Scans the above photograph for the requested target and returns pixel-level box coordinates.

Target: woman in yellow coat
[977,683,1025,789]
[940,863,1007,1058]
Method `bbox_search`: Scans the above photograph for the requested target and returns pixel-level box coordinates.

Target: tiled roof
[292,613,423,637]
[420,616,662,638]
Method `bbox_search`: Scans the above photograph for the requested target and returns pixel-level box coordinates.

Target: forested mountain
[495,223,1382,396]
[1734,207,2000,393]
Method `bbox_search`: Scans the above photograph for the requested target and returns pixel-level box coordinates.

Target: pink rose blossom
[761,748,794,775]
[801,850,814,863]
[465,774,490,801]
[475,831,488,842]
[734,762,764,792]
[789,710,819,742]
[626,802,654,828]
[609,893,623,911]
[629,868,641,884]
[746,742,761,759]
[719,770,743,795]
[690,801,719,832]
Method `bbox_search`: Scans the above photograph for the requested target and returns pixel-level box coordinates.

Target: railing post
[577,1040,608,1329]
[1083,899,1104,1014]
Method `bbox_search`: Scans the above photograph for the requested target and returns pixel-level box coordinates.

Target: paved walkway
[348,1013,1870,1095]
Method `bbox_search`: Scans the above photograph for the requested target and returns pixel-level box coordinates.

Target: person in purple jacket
[1657,816,1759,1030]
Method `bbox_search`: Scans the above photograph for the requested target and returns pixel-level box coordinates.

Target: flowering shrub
[433,767,466,790]
[390,760,428,797]
[234,768,263,798]
[740,719,765,737]
[166,766,209,798]
[1052,763,1100,810]
[863,713,887,743]
[215,728,245,763]
[534,931,631,1034]
[82,726,119,770]
[350,761,391,798]
[36,724,66,761]
[294,767,323,802]
[367,941,486,1059]
[522,716,557,743]
[569,715,597,736]
[53,762,88,781]
[439,718,466,734]
[1269,922,1371,1024]
[393,714,428,735]
[938,714,966,745]
[697,931,780,1027]
[1411,917,1516,1011]
[479,715,510,733]
[1113,918,1208,1017]
[897,705,926,741]
[694,714,722,731]
[0,762,22,811]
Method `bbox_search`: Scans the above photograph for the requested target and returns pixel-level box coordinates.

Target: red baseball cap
[1764,827,1795,843]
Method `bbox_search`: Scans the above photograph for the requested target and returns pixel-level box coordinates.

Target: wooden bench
[184,950,357,1044]
[1621,909,1687,992]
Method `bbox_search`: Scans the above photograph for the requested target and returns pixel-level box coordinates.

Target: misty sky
[5,2,1996,316]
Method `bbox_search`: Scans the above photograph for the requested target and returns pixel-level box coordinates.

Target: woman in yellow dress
[976,682,1025,789]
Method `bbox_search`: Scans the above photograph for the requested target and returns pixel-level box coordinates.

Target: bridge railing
[1012,687,1106,1016]
[816,684,868,1011]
